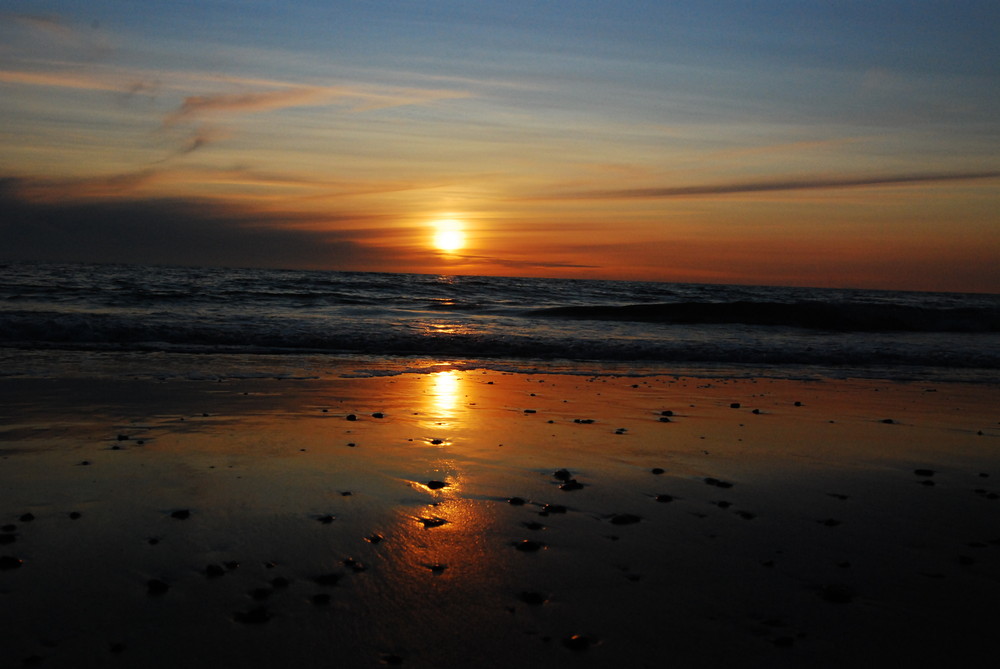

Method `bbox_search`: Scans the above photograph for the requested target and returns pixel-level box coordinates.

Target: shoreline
[2,370,999,667]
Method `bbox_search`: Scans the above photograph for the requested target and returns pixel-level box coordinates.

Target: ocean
[1,262,997,382]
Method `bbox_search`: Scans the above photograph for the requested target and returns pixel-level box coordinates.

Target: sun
[431,219,466,253]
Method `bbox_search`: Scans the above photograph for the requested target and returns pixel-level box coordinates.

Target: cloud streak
[544,170,1000,200]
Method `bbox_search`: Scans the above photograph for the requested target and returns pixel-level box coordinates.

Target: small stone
[553,469,573,481]
[117,434,130,441]
[609,513,641,525]
[523,409,536,414]
[914,469,935,477]
[318,515,336,524]
[68,511,82,520]
[540,504,566,515]
[704,477,733,488]
[559,479,584,491]
[654,494,673,503]
[346,414,358,421]
[507,497,526,506]
[170,509,190,520]
[426,480,448,490]
[752,409,761,415]
[658,416,672,422]
[342,557,366,572]
[418,517,448,528]
[660,410,674,416]
[311,593,331,605]
[365,534,384,544]
[881,418,894,424]
[651,468,665,475]
[730,403,741,409]
[819,583,854,604]
[0,555,23,570]
[234,607,271,624]
[146,579,170,596]
[272,576,291,588]
[205,564,225,578]
[19,513,35,522]
[522,521,545,531]
[430,438,443,445]
[371,412,384,419]
[562,634,596,651]
[518,591,547,606]
[514,539,544,552]
[427,563,447,573]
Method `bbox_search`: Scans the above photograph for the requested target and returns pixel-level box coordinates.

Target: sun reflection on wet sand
[421,370,464,427]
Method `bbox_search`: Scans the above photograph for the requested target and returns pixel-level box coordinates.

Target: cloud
[163,88,331,126]
[449,253,599,270]
[0,177,385,270]
[544,170,1000,200]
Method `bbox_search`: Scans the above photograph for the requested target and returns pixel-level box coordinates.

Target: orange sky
[1,2,998,292]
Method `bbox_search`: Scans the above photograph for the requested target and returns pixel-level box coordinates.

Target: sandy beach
[2,368,998,668]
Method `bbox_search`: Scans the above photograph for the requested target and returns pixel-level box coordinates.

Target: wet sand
[1,370,999,668]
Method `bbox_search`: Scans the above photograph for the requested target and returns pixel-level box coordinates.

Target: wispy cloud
[543,170,1000,200]
[449,253,599,270]
[163,88,332,126]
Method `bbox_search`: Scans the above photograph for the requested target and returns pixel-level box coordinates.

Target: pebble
[559,480,584,491]
[371,412,384,418]
[205,564,226,578]
[518,591,547,605]
[426,480,448,490]
[562,634,596,651]
[704,477,733,488]
[914,469,935,477]
[553,469,573,481]
[0,555,23,570]
[68,511,82,520]
[418,517,448,528]
[654,494,673,503]
[146,579,170,596]
[514,539,544,552]
[311,593,331,605]
[651,468,665,475]
[346,414,358,421]
[540,504,566,515]
[318,515,336,524]
[170,509,191,520]
[19,513,34,522]
[819,583,854,604]
[234,607,271,624]
[609,513,641,525]
[507,497,526,506]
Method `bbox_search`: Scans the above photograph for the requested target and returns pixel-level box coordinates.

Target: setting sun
[432,220,466,253]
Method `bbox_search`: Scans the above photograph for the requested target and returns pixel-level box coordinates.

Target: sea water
[1,262,997,382]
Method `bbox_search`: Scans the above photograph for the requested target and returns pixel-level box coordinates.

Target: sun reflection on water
[425,370,463,422]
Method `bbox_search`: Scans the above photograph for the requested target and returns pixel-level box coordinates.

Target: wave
[525,301,1000,333]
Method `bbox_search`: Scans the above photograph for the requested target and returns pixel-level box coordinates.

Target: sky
[1,0,998,292]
